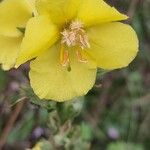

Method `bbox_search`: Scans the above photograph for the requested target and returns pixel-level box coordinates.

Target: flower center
[61,21,90,49]
[60,21,90,69]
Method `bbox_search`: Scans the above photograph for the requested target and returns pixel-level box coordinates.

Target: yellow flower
[29,140,51,150]
[15,0,138,102]
[31,142,42,150]
[0,0,36,70]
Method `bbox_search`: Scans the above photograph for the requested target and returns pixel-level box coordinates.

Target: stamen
[76,50,88,63]
[61,21,90,49]
[70,20,84,30]
[60,46,70,67]
[60,21,90,68]
[79,34,90,49]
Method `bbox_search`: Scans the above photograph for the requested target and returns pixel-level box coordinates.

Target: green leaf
[81,122,93,141]
[7,111,34,144]
[23,87,57,111]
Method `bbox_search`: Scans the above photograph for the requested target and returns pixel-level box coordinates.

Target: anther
[61,21,90,49]
[76,50,88,63]
[60,46,70,67]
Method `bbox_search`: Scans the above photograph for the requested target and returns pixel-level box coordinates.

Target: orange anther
[60,46,70,67]
[76,50,88,63]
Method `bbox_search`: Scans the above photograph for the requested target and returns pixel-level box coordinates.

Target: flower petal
[86,22,139,69]
[77,0,128,27]
[36,0,81,26]
[26,0,38,16]
[0,35,22,70]
[15,15,59,68]
[0,0,33,37]
[29,45,97,102]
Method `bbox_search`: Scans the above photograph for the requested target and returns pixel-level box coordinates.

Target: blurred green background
[0,0,150,150]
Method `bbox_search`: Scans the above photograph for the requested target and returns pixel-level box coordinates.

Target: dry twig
[0,99,26,149]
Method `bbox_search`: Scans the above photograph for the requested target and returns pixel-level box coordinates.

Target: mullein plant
[0,0,36,69]
[0,0,139,102]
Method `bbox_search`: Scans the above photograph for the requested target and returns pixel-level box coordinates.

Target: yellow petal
[86,22,139,69]
[0,0,33,37]
[77,0,128,27]
[15,15,59,68]
[29,45,97,102]
[36,0,81,26]
[0,35,22,70]
[32,142,42,150]
[26,0,38,16]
